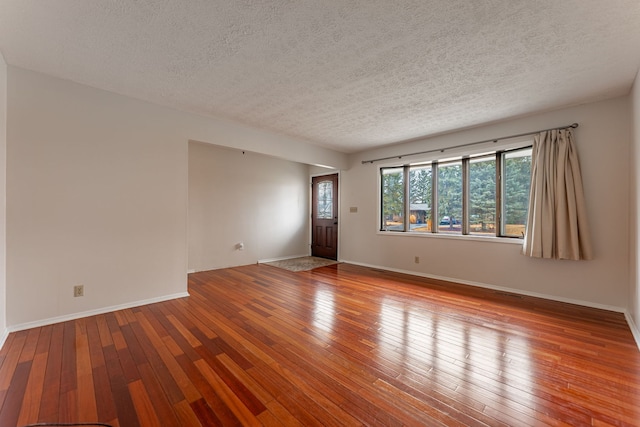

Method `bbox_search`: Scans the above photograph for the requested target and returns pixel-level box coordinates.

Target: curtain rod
[361,122,579,164]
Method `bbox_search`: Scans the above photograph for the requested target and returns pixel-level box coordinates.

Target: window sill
[376,230,525,245]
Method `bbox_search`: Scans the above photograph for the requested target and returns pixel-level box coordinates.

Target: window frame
[379,145,532,240]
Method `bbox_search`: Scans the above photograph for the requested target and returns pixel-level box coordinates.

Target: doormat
[262,256,339,272]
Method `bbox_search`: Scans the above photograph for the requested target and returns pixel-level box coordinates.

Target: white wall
[6,67,347,328]
[630,70,640,338]
[342,97,631,310]
[0,53,7,342]
[189,142,310,271]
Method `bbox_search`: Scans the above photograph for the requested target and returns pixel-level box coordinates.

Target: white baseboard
[5,263,638,353]
[0,327,9,352]
[258,253,310,264]
[188,254,312,274]
[341,259,626,314]
[343,259,640,351]
[6,291,190,334]
[624,311,640,351]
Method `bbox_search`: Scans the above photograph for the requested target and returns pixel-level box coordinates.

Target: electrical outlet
[73,285,84,297]
[414,256,420,264]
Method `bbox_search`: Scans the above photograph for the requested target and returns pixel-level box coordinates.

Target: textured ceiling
[1,1,639,153]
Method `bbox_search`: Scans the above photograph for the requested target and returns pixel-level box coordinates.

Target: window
[437,160,462,234]
[316,180,334,219]
[502,148,532,237]
[381,167,404,231]
[380,147,532,238]
[469,155,496,235]
[409,165,432,232]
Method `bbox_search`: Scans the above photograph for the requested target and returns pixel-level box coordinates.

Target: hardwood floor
[0,263,639,426]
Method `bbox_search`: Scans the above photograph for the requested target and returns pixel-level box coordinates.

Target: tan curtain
[522,128,593,260]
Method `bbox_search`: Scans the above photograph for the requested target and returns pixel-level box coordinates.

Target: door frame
[310,172,340,260]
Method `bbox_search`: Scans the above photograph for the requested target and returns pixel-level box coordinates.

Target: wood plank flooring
[0,263,639,426]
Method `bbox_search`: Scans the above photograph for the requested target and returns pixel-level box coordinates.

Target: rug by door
[262,256,339,272]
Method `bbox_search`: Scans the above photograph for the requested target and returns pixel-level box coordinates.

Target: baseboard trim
[349,259,640,350]
[624,311,640,351]
[258,253,311,264]
[0,327,9,352]
[6,264,638,351]
[6,291,190,334]
[188,254,312,274]
[341,259,626,314]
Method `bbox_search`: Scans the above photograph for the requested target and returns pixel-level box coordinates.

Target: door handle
[334,222,338,225]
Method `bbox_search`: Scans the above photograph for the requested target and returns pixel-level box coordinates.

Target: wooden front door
[312,174,338,260]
